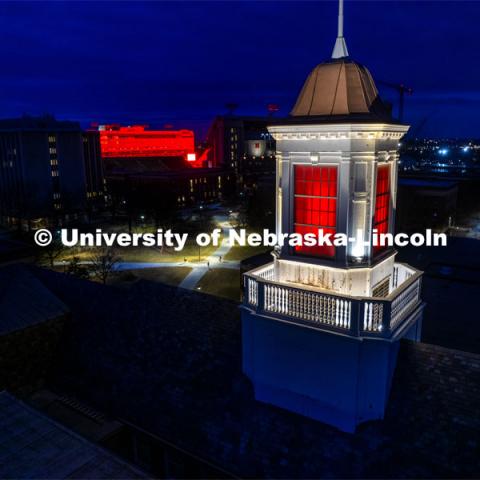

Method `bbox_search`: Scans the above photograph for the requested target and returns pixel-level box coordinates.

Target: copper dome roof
[291,59,391,119]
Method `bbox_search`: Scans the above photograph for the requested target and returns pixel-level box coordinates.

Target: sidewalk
[54,217,239,291]
[179,220,235,290]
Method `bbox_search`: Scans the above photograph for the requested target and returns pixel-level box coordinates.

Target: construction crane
[378,81,413,122]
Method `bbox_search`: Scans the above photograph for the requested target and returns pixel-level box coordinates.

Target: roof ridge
[330,60,345,115]
[307,64,321,116]
[355,62,369,112]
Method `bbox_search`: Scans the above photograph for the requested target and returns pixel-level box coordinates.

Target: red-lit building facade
[99,124,202,167]
[99,124,235,212]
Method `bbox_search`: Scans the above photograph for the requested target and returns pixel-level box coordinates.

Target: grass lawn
[55,240,216,264]
[110,267,192,288]
[196,268,242,301]
[224,244,271,262]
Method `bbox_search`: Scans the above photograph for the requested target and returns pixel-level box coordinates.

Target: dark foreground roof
[0,264,68,335]
[26,267,480,478]
[0,392,147,479]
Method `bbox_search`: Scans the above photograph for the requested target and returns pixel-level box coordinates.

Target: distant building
[204,116,277,189]
[0,116,105,230]
[107,167,235,211]
[397,177,458,232]
[99,124,202,169]
[83,130,107,212]
[101,124,237,211]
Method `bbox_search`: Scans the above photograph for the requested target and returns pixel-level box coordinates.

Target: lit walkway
[53,215,238,291]
[53,259,239,271]
[178,216,235,290]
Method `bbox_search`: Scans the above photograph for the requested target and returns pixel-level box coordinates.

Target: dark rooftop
[398,178,458,189]
[0,264,68,335]
[397,237,480,354]
[24,265,480,478]
[0,392,147,479]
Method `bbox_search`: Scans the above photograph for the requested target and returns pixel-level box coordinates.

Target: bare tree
[38,237,65,268]
[89,248,121,285]
[66,256,90,280]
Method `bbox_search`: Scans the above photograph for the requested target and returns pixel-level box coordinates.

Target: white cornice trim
[268,123,409,141]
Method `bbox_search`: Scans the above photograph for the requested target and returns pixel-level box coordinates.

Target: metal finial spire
[332,0,349,59]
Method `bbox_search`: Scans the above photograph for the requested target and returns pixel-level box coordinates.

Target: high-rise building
[241,1,424,432]
[0,116,104,229]
[205,116,277,189]
[83,130,107,212]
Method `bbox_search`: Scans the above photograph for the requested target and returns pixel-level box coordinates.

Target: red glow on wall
[373,164,391,254]
[294,165,337,258]
[99,124,197,163]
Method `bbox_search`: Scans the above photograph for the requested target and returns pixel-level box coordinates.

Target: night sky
[0,1,479,139]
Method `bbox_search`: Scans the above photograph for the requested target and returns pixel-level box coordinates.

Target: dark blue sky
[0,1,479,139]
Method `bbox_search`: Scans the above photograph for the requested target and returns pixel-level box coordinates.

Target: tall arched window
[373,164,390,254]
[294,165,337,257]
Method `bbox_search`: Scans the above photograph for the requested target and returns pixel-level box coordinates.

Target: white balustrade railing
[255,264,275,281]
[246,277,258,306]
[243,262,422,338]
[389,277,421,329]
[363,302,384,332]
[392,263,416,291]
[263,283,351,329]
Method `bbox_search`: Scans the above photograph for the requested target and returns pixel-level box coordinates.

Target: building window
[293,165,337,258]
[373,164,390,254]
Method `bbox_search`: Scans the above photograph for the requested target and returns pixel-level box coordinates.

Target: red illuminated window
[373,165,390,254]
[294,165,337,258]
